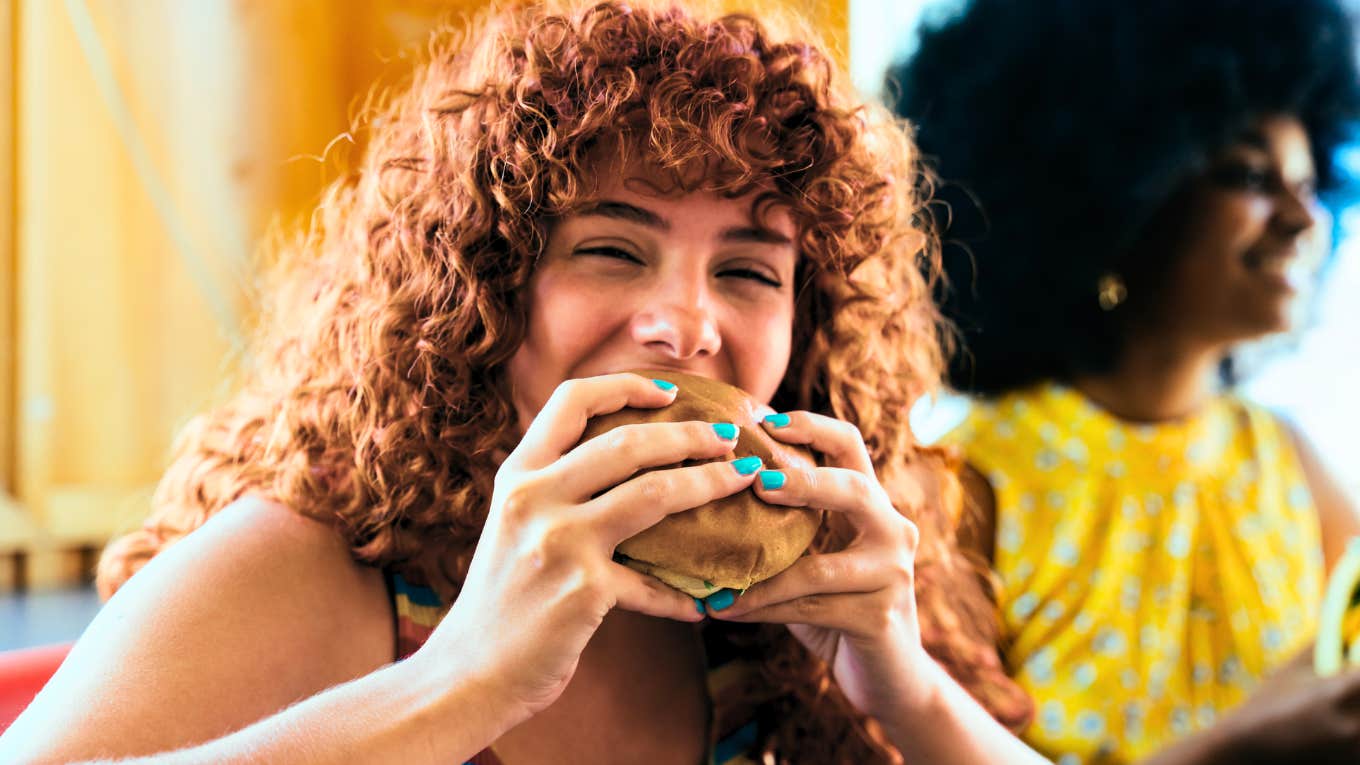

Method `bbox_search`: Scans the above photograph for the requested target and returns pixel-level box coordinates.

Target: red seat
[0,642,73,732]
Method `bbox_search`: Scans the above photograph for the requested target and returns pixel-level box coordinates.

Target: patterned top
[387,570,770,765]
[943,383,1323,765]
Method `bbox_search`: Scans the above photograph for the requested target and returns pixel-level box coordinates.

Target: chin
[1228,311,1293,343]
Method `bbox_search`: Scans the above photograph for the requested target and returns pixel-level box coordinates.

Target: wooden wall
[2,0,15,499]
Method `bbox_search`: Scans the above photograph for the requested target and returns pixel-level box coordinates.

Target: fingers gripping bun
[581,371,823,598]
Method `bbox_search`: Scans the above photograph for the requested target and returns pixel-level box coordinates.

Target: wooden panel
[0,0,13,497]
[6,0,466,578]
[17,0,144,516]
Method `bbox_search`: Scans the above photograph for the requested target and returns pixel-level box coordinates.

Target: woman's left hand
[706,410,938,718]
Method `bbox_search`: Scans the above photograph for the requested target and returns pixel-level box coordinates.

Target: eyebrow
[576,200,668,230]
[576,199,793,246]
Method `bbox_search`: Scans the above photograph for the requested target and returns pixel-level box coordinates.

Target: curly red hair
[98,1,1031,758]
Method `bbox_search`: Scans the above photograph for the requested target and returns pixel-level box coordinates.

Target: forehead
[574,153,798,235]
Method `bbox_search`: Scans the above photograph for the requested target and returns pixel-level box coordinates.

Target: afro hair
[888,0,1360,395]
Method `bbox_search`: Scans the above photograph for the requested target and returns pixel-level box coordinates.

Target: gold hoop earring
[1098,273,1127,311]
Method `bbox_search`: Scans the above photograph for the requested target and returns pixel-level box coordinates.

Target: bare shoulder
[1281,421,1360,573]
[2,497,395,760]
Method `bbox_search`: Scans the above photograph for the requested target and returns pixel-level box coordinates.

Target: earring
[1098,273,1127,311]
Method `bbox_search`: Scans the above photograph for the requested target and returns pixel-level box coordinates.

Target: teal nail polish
[763,413,791,428]
[731,456,763,475]
[706,589,736,611]
[695,598,706,615]
[652,379,677,392]
[712,422,738,440]
[758,470,786,490]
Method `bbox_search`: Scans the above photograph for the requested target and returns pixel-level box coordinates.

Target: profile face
[1141,114,1318,345]
[505,160,799,432]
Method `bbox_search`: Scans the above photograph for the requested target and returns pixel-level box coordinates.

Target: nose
[1273,183,1317,239]
[629,280,723,360]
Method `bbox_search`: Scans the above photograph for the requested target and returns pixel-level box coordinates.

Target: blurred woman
[890,0,1360,762]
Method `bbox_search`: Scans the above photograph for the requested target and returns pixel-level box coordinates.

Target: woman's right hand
[1213,652,1360,764]
[415,372,757,723]
[1154,650,1360,764]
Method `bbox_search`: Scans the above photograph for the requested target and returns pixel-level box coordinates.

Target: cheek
[1221,199,1273,250]
[1183,197,1273,262]
[507,275,623,421]
[724,298,793,402]
[528,273,625,351]
[1160,199,1269,297]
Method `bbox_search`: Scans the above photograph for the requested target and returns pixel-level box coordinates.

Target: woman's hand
[1159,650,1360,765]
[415,372,759,724]
[705,410,936,719]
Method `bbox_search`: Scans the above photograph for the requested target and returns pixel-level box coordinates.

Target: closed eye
[719,268,782,288]
[575,246,642,264]
[578,246,782,287]
[1209,162,1272,192]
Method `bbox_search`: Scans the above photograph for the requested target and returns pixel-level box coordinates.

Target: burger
[580,370,824,598]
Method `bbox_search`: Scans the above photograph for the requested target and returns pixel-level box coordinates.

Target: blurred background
[0,0,1356,647]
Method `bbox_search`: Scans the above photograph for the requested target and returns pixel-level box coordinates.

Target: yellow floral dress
[943,383,1323,765]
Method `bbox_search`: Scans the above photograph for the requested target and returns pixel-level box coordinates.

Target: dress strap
[387,570,446,661]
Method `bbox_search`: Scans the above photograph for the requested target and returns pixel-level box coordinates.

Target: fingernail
[758,470,786,490]
[706,589,736,611]
[652,379,677,392]
[695,598,706,615]
[711,422,738,440]
[731,456,763,475]
[763,413,791,428]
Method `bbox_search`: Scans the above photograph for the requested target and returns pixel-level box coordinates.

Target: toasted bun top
[580,370,823,594]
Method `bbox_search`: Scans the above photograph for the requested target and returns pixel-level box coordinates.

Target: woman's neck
[1069,338,1224,423]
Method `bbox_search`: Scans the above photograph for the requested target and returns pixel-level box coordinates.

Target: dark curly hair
[887,0,1360,395]
[97,0,1031,759]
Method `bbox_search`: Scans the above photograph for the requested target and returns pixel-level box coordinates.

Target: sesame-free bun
[580,370,823,598]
